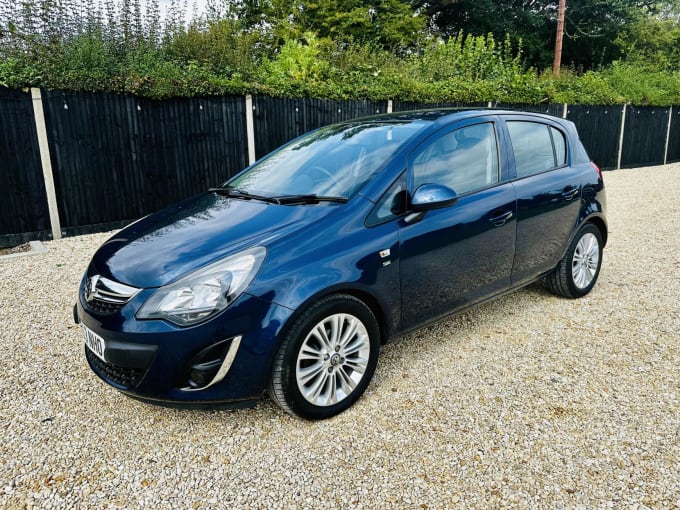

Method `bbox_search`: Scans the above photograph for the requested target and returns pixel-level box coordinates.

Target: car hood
[89,193,335,288]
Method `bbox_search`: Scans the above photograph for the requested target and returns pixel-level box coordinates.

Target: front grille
[83,275,139,315]
[87,297,125,314]
[86,347,146,389]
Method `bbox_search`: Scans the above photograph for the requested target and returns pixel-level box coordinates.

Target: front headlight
[137,246,266,326]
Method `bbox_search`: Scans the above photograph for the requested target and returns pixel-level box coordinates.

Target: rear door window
[507,121,567,178]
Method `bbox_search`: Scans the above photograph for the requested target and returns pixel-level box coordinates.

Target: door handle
[489,211,513,226]
[562,188,579,201]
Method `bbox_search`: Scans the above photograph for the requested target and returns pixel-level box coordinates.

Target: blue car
[75,109,607,419]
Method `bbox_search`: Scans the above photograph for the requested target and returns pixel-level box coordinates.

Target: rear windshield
[227,121,430,198]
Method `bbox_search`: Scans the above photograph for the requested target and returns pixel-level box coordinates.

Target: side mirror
[411,184,459,211]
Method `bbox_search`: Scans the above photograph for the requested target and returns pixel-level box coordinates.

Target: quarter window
[412,123,500,195]
[366,173,407,226]
[507,121,567,178]
[551,127,567,166]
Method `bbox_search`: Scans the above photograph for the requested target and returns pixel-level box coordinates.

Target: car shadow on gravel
[108,279,564,421]
[258,280,560,419]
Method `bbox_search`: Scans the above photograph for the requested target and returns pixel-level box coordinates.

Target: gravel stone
[1,163,679,508]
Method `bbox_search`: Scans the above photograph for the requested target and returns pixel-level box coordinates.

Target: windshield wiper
[272,194,349,205]
[209,187,281,204]
[209,188,348,205]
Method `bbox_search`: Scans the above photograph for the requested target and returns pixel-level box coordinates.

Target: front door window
[412,123,500,195]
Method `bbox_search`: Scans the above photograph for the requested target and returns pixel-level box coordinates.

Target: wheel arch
[340,288,390,345]
[586,215,608,247]
[280,285,393,347]
[267,288,384,419]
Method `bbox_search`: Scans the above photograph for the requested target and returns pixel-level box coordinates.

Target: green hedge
[1,29,678,106]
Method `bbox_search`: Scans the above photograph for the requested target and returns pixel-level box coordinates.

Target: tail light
[591,161,603,179]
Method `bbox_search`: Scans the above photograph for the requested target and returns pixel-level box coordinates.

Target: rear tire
[268,294,380,420]
[546,223,603,298]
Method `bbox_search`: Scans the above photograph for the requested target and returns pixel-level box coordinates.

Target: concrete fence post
[387,99,393,114]
[562,103,568,119]
[664,106,673,165]
[245,95,256,165]
[617,104,628,170]
[30,88,62,240]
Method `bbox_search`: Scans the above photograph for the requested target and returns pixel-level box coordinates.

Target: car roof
[353,108,565,126]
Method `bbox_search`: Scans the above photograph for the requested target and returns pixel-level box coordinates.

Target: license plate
[82,325,106,362]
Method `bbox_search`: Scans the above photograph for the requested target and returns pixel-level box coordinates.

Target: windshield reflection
[228,121,430,198]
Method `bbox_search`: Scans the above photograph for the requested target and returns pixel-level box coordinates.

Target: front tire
[546,223,603,298]
[268,294,380,420]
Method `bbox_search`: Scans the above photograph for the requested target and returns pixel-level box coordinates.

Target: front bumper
[75,287,293,406]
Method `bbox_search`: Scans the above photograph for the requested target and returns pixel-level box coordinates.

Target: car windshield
[226,121,430,199]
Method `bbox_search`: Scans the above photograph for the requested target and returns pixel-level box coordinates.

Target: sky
[158,0,209,22]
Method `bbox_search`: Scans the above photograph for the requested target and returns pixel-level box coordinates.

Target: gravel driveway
[1,163,679,509]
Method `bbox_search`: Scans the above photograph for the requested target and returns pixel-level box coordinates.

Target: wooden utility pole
[553,0,566,77]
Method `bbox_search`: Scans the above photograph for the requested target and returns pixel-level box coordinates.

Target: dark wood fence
[670,109,680,163]
[566,105,624,170]
[620,106,673,168]
[253,97,385,159]
[41,91,248,234]
[0,89,51,246]
[0,88,678,247]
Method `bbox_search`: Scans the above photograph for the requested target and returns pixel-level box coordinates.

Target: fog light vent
[189,359,223,388]
[182,336,242,391]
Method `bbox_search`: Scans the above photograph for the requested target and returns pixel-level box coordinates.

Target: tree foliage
[414,0,673,70]
[205,0,425,48]
[616,9,680,70]
[0,0,678,105]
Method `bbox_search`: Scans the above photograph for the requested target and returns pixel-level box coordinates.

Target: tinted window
[366,173,407,226]
[412,123,499,195]
[551,126,567,166]
[507,121,567,178]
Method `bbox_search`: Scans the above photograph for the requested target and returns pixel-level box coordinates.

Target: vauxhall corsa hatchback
[75,110,607,419]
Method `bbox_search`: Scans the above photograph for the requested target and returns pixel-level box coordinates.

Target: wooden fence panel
[621,106,669,168]
[42,91,247,232]
[392,101,487,112]
[0,88,51,247]
[666,108,680,164]
[253,96,385,159]
[1,89,678,245]
[567,105,622,170]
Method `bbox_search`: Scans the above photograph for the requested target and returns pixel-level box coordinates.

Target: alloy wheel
[572,232,600,289]
[295,313,371,407]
